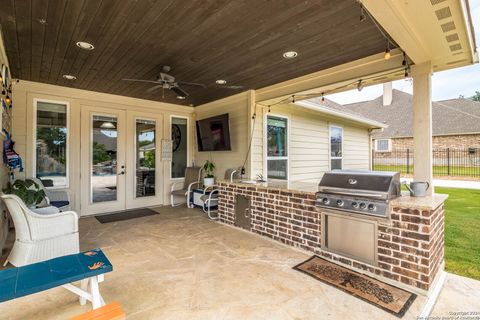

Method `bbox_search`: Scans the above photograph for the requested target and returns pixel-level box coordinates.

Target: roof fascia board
[295,100,387,129]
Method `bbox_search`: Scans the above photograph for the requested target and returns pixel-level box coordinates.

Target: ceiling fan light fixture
[100,122,115,129]
[76,41,95,50]
[216,79,227,85]
[283,51,298,59]
[63,74,77,80]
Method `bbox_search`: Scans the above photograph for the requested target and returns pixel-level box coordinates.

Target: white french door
[80,106,163,215]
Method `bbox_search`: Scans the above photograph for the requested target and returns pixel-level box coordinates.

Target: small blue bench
[0,248,113,310]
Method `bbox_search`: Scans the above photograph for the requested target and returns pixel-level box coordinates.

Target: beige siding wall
[343,125,371,169]
[194,91,252,179]
[251,103,371,182]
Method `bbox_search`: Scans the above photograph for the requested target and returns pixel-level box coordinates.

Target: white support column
[412,61,434,195]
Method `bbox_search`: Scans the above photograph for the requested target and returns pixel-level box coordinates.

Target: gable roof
[317,90,480,139]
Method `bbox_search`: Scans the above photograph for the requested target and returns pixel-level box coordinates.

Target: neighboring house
[319,87,480,152]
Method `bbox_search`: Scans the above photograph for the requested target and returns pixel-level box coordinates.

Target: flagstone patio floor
[0,205,479,319]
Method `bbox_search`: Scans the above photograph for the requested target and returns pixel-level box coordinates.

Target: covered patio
[1,206,479,319]
[0,0,478,319]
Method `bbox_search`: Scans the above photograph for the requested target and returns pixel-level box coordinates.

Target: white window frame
[375,139,392,152]
[265,114,289,180]
[170,115,190,180]
[33,98,70,189]
[329,124,343,170]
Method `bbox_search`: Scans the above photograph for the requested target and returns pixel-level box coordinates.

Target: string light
[384,40,391,60]
[359,4,366,22]
[357,79,364,92]
[255,65,408,108]
[402,52,407,66]
[268,105,271,113]
[5,95,11,104]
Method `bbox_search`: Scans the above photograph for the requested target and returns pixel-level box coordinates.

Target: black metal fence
[372,148,480,177]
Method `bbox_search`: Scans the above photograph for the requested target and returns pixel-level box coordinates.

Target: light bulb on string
[384,40,391,60]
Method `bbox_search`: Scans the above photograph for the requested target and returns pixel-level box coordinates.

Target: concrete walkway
[402,178,480,189]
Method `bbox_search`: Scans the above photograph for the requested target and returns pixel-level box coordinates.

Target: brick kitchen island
[217,180,447,294]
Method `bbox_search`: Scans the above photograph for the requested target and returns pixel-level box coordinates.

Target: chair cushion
[171,189,187,196]
[50,201,70,209]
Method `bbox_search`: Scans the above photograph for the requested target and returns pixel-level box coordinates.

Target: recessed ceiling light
[62,74,77,80]
[76,41,94,50]
[177,96,186,100]
[216,79,227,85]
[283,51,298,59]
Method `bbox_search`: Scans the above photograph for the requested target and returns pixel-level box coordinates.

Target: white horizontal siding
[250,103,371,182]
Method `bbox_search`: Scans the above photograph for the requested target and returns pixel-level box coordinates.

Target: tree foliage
[92,142,111,164]
[472,91,480,102]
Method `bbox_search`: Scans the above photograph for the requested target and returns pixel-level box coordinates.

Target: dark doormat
[293,256,416,318]
[95,208,158,224]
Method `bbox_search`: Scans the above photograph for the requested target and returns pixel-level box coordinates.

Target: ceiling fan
[122,65,206,99]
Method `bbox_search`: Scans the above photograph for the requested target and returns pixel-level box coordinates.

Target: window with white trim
[330,126,343,170]
[267,116,288,180]
[375,139,391,152]
[35,101,68,187]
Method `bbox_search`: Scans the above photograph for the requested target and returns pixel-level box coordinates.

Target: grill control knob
[351,201,359,208]
[336,200,344,207]
[322,198,330,205]
[359,203,367,209]
[368,204,376,211]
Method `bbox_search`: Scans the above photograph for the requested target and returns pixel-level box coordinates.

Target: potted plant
[202,160,216,187]
[3,179,46,208]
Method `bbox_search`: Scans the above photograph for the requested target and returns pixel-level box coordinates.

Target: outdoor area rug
[293,256,416,318]
[95,208,158,224]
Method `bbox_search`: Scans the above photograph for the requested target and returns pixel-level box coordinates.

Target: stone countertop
[219,180,449,210]
[218,179,318,195]
[390,192,448,210]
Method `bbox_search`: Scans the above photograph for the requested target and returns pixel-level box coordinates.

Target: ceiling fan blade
[146,85,163,93]
[122,78,160,84]
[178,81,206,88]
[171,86,189,97]
[223,85,244,90]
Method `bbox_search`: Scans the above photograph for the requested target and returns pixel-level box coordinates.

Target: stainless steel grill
[315,170,401,218]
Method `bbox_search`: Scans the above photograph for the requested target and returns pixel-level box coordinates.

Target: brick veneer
[375,133,480,150]
[218,182,445,292]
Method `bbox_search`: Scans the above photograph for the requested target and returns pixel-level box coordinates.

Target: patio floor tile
[0,205,479,319]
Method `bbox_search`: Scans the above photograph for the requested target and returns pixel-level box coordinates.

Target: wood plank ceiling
[0,0,395,106]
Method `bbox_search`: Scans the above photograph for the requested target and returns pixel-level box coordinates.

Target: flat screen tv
[196,113,231,151]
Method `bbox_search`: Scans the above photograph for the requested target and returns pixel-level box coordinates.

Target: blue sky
[328,0,480,105]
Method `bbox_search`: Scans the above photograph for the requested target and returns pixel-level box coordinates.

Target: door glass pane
[136,119,156,198]
[331,159,342,170]
[267,159,288,179]
[330,127,343,157]
[36,101,67,187]
[172,117,187,178]
[267,116,287,157]
[92,115,118,203]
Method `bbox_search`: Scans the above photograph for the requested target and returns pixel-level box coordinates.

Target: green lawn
[436,187,480,280]
[374,165,480,177]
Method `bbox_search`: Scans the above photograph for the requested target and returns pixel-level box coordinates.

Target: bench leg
[79,279,89,305]
[89,276,105,310]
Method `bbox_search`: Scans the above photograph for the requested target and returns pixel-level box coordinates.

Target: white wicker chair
[31,177,71,212]
[0,193,79,267]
